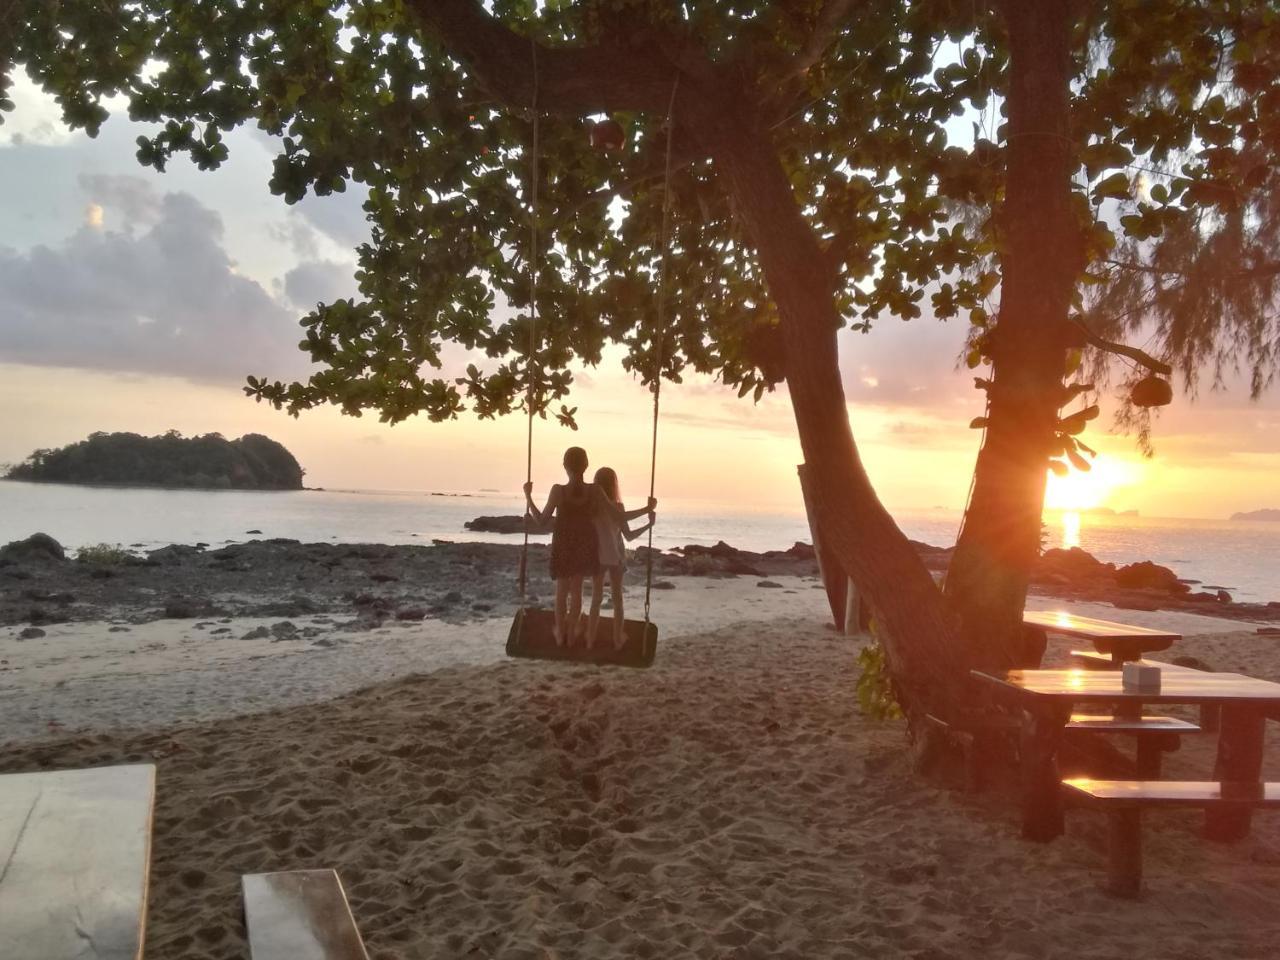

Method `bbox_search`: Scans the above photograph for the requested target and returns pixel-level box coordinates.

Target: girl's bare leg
[610,567,626,649]
[554,578,570,647]
[567,576,585,646]
[585,573,604,648]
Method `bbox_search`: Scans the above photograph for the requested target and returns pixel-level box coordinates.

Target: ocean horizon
[3,478,1278,603]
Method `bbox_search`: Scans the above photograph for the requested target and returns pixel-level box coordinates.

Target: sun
[1044,454,1144,512]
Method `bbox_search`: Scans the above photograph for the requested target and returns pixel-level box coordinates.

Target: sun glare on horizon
[1043,454,1144,513]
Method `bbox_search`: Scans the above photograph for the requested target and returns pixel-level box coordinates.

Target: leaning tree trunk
[944,0,1083,670]
[683,92,968,721]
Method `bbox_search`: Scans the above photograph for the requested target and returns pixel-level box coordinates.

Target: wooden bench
[1064,778,1280,897]
[1070,651,1220,731]
[243,869,369,960]
[925,712,1020,792]
[1066,714,1199,777]
[0,763,156,960]
[1070,650,1197,672]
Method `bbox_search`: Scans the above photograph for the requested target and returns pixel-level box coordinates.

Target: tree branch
[776,0,861,79]
[1104,257,1280,283]
[404,0,689,116]
[1073,319,1173,375]
[567,146,704,218]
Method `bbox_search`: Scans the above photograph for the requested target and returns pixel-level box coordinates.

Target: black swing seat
[506,607,658,668]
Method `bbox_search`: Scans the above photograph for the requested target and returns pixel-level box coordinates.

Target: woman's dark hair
[563,446,589,478]
[594,466,621,504]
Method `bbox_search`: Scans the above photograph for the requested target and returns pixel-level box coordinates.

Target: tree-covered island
[4,431,305,491]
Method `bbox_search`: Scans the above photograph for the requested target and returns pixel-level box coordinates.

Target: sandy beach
[4,558,1280,959]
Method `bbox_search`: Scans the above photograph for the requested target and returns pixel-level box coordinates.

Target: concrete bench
[1064,778,1280,897]
[243,870,368,960]
[0,763,156,960]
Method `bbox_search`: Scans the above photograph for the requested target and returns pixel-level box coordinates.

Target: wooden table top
[1022,610,1178,656]
[0,764,155,960]
[973,668,1280,705]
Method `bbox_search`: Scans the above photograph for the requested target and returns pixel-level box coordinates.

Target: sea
[2,480,1278,603]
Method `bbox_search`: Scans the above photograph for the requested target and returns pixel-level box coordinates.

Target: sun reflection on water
[1061,510,1081,549]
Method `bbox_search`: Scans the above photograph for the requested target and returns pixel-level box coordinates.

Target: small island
[1231,508,1280,522]
[4,430,305,490]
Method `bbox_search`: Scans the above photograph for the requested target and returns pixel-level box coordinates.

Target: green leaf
[1091,172,1131,203]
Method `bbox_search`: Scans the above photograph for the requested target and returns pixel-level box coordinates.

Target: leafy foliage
[4,0,1278,448]
[6,431,305,490]
[5,0,1007,425]
[75,543,136,566]
[855,639,904,721]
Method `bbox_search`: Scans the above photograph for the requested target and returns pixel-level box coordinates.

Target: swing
[505,53,676,670]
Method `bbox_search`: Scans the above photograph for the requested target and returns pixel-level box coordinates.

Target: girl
[586,467,654,651]
[524,447,654,648]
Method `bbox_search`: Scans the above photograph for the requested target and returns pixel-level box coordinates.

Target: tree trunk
[944,0,1083,670]
[684,92,967,720]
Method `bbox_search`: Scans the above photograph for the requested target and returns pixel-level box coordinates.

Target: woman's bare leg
[567,575,585,646]
[585,573,604,648]
[610,567,626,649]
[554,578,570,647]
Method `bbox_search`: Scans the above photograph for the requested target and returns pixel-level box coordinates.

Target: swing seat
[506,607,658,668]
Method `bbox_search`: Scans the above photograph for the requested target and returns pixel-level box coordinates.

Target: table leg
[1204,706,1266,843]
[1020,703,1072,842]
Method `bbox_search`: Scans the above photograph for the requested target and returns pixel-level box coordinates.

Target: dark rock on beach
[0,532,1274,632]
[464,515,542,535]
[0,533,67,566]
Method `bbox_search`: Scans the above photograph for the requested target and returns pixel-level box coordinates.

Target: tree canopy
[4,1,1276,435]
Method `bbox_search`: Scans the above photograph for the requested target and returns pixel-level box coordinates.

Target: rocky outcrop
[5,431,304,490]
[1231,509,1280,522]
[0,533,66,565]
[464,515,543,535]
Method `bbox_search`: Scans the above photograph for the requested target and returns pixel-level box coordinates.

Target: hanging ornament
[1130,375,1173,408]
[589,118,626,151]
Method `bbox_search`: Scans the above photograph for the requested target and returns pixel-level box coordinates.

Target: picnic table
[972,668,1280,843]
[0,764,156,960]
[1022,610,1178,664]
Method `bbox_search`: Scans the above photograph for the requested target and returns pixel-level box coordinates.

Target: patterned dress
[549,482,600,579]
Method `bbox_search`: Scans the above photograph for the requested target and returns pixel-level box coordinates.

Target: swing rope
[516,44,676,638]
[643,78,679,628]
[518,41,539,604]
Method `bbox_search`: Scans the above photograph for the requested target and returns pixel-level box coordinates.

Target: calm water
[2,480,1277,601]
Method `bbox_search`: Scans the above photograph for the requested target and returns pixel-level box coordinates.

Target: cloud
[838,318,975,411]
[268,217,322,259]
[0,185,312,385]
[293,189,371,248]
[79,173,164,230]
[283,259,359,310]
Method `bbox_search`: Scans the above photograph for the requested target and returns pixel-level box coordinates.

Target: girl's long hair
[594,466,621,505]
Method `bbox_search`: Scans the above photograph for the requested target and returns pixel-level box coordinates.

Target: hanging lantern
[589,118,626,151]
[1130,375,1173,408]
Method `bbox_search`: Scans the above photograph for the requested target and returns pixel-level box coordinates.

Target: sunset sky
[2,73,1277,520]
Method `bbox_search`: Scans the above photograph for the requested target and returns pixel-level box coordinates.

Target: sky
[1,72,1277,520]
